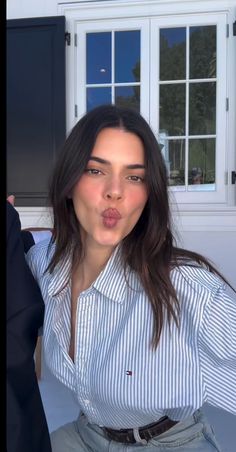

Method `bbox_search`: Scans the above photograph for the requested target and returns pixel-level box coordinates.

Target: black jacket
[6,202,51,452]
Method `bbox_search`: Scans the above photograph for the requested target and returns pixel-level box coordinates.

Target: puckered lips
[101,208,122,228]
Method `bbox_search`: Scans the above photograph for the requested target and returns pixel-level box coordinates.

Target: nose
[104,177,123,201]
[105,191,122,200]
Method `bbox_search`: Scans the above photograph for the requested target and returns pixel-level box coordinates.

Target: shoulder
[171,264,224,297]
[27,237,53,261]
[6,202,20,238]
[26,237,54,277]
[170,265,229,331]
[6,201,17,221]
[31,230,52,244]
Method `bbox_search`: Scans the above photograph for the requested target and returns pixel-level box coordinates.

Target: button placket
[75,292,96,412]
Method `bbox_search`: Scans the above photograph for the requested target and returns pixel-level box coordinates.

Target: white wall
[7,0,236,288]
[178,231,236,289]
[7,0,58,18]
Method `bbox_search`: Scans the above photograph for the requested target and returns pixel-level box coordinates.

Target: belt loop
[133,428,147,445]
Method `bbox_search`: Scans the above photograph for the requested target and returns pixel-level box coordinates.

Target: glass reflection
[189,82,216,135]
[168,139,185,186]
[158,135,185,186]
[86,33,111,84]
[115,86,140,111]
[160,84,185,136]
[160,28,186,81]
[188,138,215,190]
[87,87,111,112]
[190,26,216,79]
[115,31,140,83]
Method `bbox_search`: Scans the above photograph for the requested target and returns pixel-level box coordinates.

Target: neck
[73,243,116,293]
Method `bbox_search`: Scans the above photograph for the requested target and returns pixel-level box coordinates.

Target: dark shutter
[7,16,66,206]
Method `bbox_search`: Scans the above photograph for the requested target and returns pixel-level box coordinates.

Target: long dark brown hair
[47,104,234,348]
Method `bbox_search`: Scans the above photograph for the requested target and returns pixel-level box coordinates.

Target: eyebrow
[89,156,145,170]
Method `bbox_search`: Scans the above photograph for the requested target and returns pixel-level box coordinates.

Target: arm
[21,228,53,253]
[199,284,236,415]
[6,203,45,339]
[6,202,51,452]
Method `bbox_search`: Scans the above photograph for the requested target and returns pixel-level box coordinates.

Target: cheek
[72,179,94,204]
[130,189,148,212]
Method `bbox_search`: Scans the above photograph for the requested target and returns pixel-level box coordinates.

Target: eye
[127,175,145,183]
[85,168,103,175]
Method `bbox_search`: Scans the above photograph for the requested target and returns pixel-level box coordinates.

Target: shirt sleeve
[31,230,52,244]
[26,246,38,281]
[198,284,236,414]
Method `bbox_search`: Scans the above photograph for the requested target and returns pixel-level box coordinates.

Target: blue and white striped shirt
[26,239,236,428]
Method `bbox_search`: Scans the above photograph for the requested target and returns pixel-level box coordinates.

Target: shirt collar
[93,246,143,304]
[48,243,72,298]
[48,243,143,303]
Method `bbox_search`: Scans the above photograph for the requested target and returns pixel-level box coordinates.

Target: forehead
[91,127,145,163]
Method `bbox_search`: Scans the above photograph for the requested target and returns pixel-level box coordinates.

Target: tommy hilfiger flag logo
[125,370,132,376]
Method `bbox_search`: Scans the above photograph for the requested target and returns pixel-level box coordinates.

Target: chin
[98,239,120,248]
[96,233,123,248]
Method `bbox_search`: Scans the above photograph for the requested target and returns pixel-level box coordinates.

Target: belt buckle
[133,428,148,445]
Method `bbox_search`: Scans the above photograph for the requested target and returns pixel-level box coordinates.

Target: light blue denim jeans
[50,409,222,451]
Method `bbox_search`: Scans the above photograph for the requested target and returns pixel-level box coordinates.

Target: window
[75,19,149,118]
[150,14,228,205]
[86,29,141,111]
[60,0,236,216]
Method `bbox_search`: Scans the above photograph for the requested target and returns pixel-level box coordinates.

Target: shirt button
[84,399,90,405]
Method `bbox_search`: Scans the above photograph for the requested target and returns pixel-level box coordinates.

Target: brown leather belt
[103,416,178,444]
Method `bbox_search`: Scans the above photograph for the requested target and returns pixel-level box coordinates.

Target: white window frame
[75,19,150,121]
[57,0,236,231]
[150,13,227,206]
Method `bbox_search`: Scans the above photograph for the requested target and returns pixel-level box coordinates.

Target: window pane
[189,82,216,135]
[87,87,111,111]
[161,138,185,186]
[190,26,216,79]
[115,31,140,83]
[160,28,186,81]
[169,139,185,186]
[160,84,185,136]
[115,86,140,111]
[188,138,215,190]
[86,33,111,84]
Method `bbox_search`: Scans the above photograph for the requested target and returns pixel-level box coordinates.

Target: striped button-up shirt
[26,239,236,428]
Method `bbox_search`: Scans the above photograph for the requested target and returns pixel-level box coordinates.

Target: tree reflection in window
[159,25,216,190]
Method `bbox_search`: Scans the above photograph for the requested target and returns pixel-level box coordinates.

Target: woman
[26,104,236,451]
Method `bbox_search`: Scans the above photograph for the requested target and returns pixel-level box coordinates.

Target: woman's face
[72,127,148,253]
